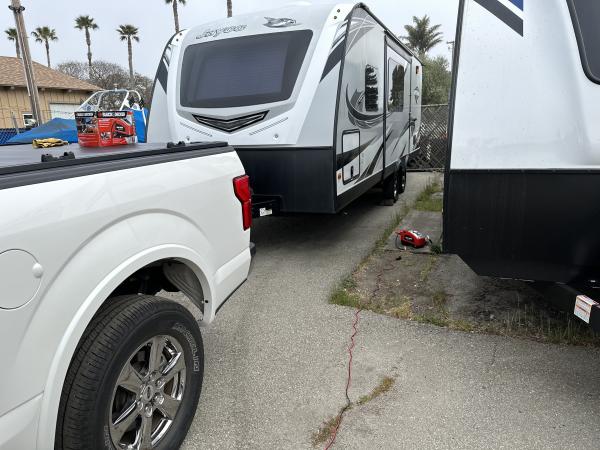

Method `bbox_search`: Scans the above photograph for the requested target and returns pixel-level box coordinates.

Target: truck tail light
[233,175,252,230]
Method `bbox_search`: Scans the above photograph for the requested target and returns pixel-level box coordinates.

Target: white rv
[148,2,423,214]
[445,0,600,324]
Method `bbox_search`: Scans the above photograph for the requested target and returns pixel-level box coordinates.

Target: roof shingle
[0,56,101,91]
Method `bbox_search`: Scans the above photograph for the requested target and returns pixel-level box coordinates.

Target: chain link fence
[408,104,449,171]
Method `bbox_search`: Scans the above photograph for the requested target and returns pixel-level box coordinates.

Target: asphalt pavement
[178,173,600,450]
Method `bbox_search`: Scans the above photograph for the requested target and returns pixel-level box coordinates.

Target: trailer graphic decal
[474,0,524,36]
[508,0,523,10]
[321,38,346,80]
[345,87,384,128]
[321,19,375,81]
[156,35,177,92]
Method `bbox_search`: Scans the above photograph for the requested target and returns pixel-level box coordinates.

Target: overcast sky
[0,0,459,78]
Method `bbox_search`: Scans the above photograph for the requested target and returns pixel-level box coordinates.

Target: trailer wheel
[383,168,401,204]
[399,164,407,194]
[55,295,204,450]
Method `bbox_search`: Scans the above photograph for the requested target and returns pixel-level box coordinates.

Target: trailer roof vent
[192,111,268,133]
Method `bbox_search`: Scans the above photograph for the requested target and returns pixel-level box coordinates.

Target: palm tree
[165,0,186,33]
[75,15,99,76]
[402,15,443,56]
[227,0,233,17]
[5,28,20,58]
[31,26,58,68]
[117,24,140,87]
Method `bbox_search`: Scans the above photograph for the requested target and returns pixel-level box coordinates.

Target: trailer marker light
[574,295,598,324]
[233,175,252,230]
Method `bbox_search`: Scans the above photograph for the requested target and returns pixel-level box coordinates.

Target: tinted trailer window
[568,0,600,83]
[180,30,313,108]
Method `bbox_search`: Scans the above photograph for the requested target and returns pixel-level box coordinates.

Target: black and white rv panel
[148,2,423,214]
[445,0,600,284]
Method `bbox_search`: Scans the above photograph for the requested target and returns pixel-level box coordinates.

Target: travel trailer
[445,0,600,326]
[148,2,423,214]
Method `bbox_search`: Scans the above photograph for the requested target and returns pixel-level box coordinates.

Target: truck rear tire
[55,295,204,450]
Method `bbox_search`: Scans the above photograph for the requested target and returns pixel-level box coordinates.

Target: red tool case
[75,110,137,147]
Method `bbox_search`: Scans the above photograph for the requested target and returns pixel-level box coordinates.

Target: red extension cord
[324,306,362,450]
[324,265,392,449]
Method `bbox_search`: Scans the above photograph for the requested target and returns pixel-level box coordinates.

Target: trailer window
[387,59,405,112]
[365,65,380,112]
[180,30,313,108]
[568,0,600,83]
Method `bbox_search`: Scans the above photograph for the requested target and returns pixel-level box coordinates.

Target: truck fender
[34,242,213,447]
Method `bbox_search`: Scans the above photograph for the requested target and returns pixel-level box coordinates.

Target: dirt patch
[336,248,600,346]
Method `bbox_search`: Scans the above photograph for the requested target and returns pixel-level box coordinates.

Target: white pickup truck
[0,142,253,449]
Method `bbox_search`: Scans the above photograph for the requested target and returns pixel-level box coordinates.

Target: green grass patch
[356,377,396,406]
[414,181,443,212]
[413,313,450,328]
[432,290,448,309]
[329,276,361,307]
[311,408,345,447]
[388,299,413,319]
[450,320,475,333]
[312,376,396,447]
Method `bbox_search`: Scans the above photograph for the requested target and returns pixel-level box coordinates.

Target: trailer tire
[399,164,407,194]
[55,295,204,450]
[383,168,401,204]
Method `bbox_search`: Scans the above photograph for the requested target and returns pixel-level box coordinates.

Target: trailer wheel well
[109,259,205,314]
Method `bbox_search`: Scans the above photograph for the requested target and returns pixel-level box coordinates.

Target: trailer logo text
[198,24,247,39]
[264,17,299,28]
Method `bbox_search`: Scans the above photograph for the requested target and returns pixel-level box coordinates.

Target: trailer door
[385,45,412,172]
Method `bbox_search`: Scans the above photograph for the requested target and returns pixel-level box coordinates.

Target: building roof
[0,56,101,91]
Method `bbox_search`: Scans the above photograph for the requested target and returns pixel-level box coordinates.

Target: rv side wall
[334,8,419,211]
[445,0,600,283]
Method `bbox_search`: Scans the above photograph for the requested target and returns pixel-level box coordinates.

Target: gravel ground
[171,172,600,450]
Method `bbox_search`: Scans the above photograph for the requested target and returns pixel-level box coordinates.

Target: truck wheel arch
[35,245,212,448]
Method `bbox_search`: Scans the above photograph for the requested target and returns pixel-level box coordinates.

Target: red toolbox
[75,110,137,147]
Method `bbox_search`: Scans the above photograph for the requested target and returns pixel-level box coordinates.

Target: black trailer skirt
[444,169,600,283]
[236,147,336,214]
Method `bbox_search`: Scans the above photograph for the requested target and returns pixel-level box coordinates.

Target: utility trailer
[445,0,600,328]
[148,2,423,214]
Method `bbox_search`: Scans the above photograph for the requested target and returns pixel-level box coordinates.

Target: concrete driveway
[180,173,600,449]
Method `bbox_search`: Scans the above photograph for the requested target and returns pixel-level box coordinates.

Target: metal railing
[409,104,449,171]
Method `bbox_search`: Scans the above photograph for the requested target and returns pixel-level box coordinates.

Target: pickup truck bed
[0,142,179,168]
[0,141,229,189]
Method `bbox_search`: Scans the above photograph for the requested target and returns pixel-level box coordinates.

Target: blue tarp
[6,109,148,145]
[7,118,77,144]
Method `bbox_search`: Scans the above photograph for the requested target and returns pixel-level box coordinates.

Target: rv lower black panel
[444,170,600,283]
[236,147,335,214]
